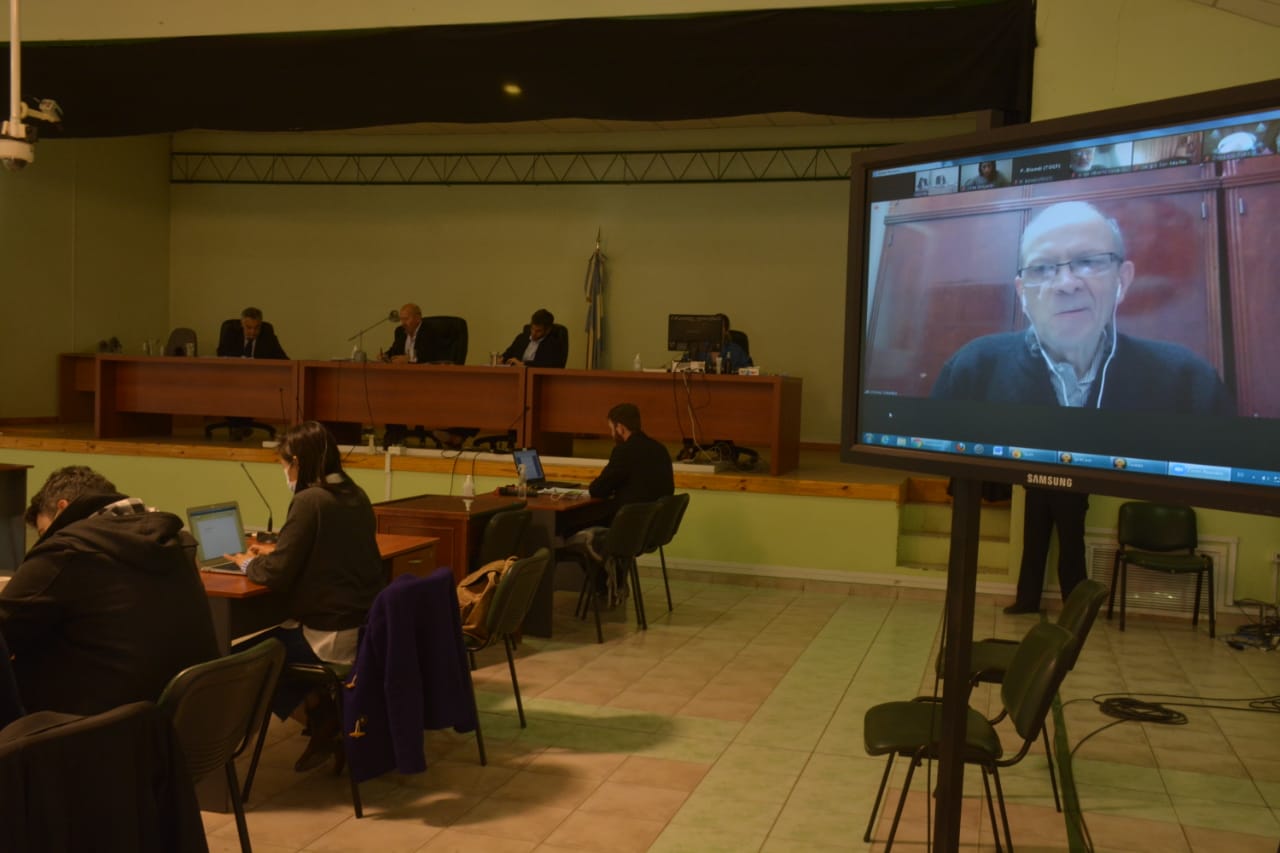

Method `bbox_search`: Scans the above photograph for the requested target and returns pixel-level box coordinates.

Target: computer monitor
[667,313,723,352]
[842,76,1280,516]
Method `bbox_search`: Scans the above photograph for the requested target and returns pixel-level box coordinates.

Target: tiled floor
[205,575,1280,852]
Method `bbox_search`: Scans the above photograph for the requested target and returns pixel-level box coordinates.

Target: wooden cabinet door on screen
[1222,156,1280,418]
[1027,166,1223,374]
[865,201,1024,397]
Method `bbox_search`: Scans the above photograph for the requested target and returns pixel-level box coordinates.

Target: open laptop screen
[186,502,246,566]
[512,448,548,485]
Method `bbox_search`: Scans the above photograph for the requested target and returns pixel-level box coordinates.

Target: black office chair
[567,501,663,642]
[158,638,285,853]
[473,324,569,452]
[404,315,471,447]
[641,493,691,613]
[728,328,750,359]
[1108,502,1215,638]
[165,327,198,356]
[0,702,209,852]
[474,508,533,571]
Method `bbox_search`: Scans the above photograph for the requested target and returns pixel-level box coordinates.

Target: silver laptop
[187,501,248,573]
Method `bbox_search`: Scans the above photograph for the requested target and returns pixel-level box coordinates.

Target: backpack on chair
[457,557,515,643]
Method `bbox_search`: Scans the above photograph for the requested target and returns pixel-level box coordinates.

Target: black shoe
[295,691,340,772]
[1002,602,1042,615]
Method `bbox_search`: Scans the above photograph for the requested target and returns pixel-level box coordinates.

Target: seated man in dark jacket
[501,308,568,367]
[216,305,289,360]
[0,466,219,716]
[568,403,675,606]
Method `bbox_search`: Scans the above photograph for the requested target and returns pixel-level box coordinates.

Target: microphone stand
[347,310,399,362]
[240,463,277,543]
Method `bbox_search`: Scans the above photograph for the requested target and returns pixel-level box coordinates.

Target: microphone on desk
[347,309,400,362]
[240,462,277,543]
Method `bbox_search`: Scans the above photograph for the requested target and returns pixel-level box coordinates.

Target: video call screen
[845,90,1280,503]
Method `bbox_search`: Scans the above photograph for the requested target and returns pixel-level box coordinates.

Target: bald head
[1019,202,1125,267]
[398,303,422,334]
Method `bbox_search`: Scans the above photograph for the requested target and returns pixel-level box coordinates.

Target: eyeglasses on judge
[1018,252,1122,286]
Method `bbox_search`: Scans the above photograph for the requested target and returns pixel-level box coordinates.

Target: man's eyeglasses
[1018,252,1121,286]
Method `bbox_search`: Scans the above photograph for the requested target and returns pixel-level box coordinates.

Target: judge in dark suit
[382,303,432,364]
[216,306,289,360]
[502,308,568,367]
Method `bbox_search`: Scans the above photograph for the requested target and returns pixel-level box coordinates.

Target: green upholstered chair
[641,492,691,613]
[939,578,1109,813]
[464,548,551,727]
[864,622,1076,853]
[474,508,533,570]
[158,639,285,853]
[1107,502,1215,638]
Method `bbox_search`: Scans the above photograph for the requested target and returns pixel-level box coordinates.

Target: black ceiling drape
[3,1,1036,138]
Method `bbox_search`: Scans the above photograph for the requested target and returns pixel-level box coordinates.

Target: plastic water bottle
[516,464,528,498]
[461,474,476,499]
[633,353,643,371]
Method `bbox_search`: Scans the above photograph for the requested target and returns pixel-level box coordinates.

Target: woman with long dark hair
[228,421,384,771]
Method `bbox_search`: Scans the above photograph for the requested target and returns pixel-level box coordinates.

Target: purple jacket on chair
[342,567,479,783]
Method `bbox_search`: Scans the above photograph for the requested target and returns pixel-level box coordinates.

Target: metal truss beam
[171,145,881,185]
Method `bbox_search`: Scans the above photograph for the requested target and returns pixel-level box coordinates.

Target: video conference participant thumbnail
[931,201,1233,415]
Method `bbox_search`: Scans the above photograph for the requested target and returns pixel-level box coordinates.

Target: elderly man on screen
[931,201,1233,415]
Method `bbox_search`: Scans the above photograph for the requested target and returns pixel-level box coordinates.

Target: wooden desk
[201,532,436,653]
[520,493,611,638]
[298,361,526,442]
[94,355,298,438]
[524,368,803,475]
[373,494,525,582]
[57,353,97,423]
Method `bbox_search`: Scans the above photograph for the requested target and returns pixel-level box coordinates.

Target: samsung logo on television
[1027,473,1073,488]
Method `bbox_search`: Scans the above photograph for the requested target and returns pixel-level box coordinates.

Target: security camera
[0,124,34,171]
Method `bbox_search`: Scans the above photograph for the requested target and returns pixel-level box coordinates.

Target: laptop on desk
[187,501,249,573]
[512,448,582,490]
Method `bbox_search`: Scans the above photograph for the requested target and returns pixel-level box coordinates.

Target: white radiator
[1084,532,1237,615]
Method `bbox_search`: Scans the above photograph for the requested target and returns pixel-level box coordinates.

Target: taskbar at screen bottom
[860,432,1280,489]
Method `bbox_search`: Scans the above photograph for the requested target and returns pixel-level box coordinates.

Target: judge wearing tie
[382,303,432,364]
[216,306,289,360]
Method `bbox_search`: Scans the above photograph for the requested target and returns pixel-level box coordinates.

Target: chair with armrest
[158,638,285,853]
[864,622,1076,853]
[935,578,1109,813]
[641,493,691,614]
[165,327,198,356]
[728,329,750,359]
[464,548,551,727]
[1107,502,1215,638]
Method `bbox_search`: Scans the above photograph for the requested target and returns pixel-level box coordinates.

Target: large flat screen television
[842,77,1280,516]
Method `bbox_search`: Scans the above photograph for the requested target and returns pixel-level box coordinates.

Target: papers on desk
[537,487,588,499]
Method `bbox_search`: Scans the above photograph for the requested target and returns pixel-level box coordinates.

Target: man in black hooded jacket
[0,466,219,715]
